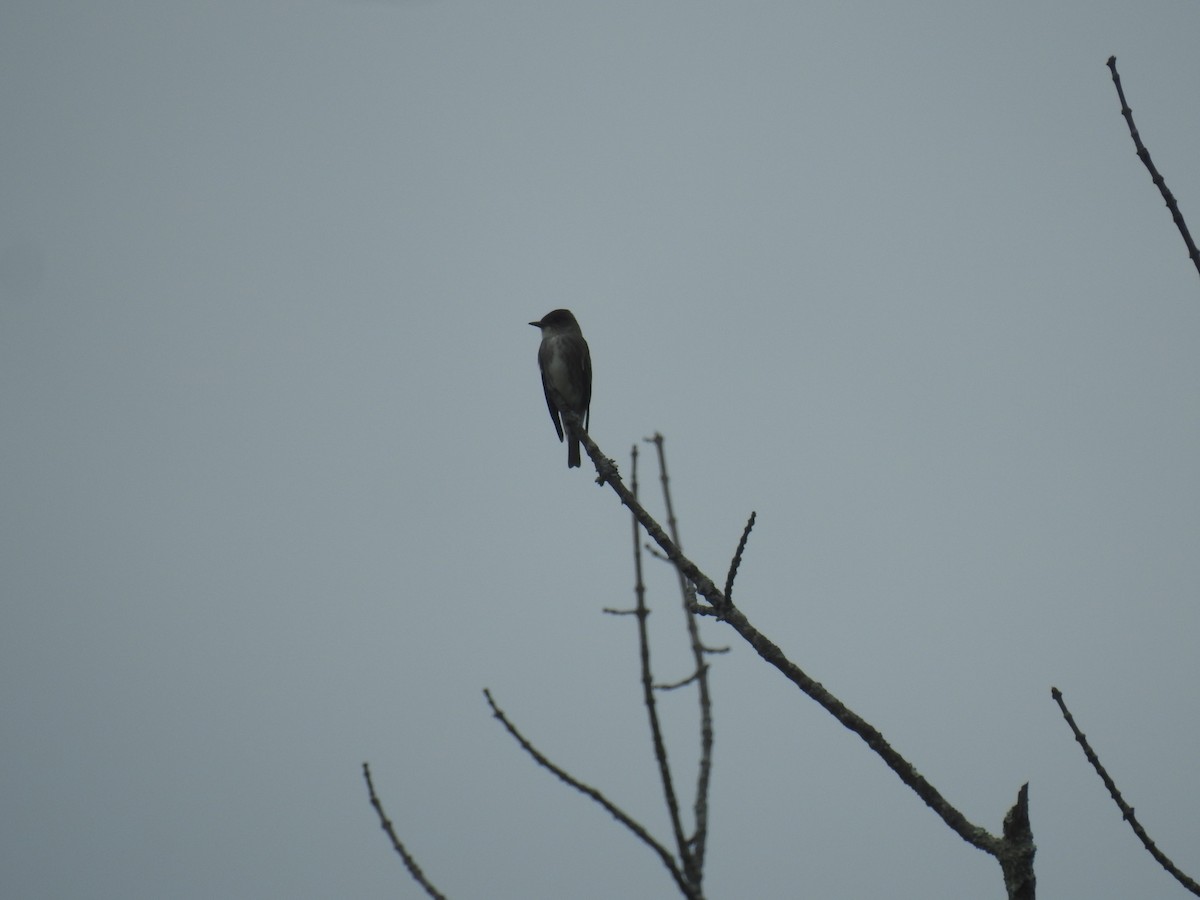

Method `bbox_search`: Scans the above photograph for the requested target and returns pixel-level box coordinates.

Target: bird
[529,309,592,468]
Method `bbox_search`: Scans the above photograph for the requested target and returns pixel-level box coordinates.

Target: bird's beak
[528,320,542,328]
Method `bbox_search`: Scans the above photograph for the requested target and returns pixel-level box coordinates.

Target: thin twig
[361,763,448,900]
[644,544,670,562]
[656,666,707,691]
[627,444,694,884]
[647,434,714,876]
[1106,56,1200,280]
[482,689,700,899]
[1051,687,1200,895]
[724,512,756,605]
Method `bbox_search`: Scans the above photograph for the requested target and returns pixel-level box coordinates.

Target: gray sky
[3,2,1199,898]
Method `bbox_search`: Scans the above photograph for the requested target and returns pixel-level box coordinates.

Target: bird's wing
[579,340,592,431]
[538,345,565,442]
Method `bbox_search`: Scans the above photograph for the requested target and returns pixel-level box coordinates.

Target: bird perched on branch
[529,309,592,468]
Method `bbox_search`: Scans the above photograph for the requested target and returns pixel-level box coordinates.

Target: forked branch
[573,421,1036,898]
[483,688,701,899]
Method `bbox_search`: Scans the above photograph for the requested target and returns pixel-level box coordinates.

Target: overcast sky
[3,2,1200,898]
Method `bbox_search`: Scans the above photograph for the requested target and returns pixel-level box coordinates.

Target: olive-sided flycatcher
[530,309,592,468]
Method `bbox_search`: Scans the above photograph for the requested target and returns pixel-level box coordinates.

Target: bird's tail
[567,435,581,468]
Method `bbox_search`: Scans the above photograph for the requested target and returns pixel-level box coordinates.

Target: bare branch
[724,512,756,604]
[699,598,1006,854]
[1106,56,1200,281]
[999,783,1037,900]
[625,444,694,881]
[655,665,707,691]
[482,689,700,899]
[361,763,448,900]
[575,423,725,612]
[646,433,715,874]
[575,425,1036,896]
[1051,687,1200,895]
[644,543,670,562]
